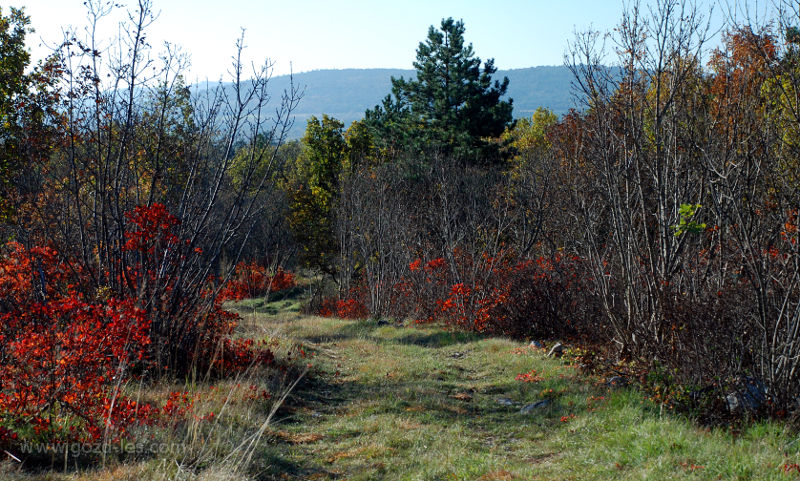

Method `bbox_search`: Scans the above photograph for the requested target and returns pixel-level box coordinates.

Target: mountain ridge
[207,66,580,139]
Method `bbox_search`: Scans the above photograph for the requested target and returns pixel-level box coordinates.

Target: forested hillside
[210,66,576,138]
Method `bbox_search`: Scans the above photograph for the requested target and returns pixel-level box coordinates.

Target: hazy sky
[9,0,758,81]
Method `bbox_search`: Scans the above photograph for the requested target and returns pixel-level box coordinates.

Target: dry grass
[477,469,516,481]
[271,431,323,445]
[0,300,308,481]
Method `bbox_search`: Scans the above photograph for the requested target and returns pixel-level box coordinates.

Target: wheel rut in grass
[261,316,575,480]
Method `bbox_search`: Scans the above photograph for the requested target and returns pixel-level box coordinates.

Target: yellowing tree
[502,107,557,166]
[286,115,347,273]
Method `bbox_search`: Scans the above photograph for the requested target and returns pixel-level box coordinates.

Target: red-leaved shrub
[220,262,296,301]
[317,294,369,319]
[0,242,154,445]
[0,204,279,451]
[119,204,276,376]
[317,248,595,341]
[399,250,592,338]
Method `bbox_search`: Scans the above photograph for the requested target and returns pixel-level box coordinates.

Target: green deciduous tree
[0,8,30,194]
[366,17,513,163]
[0,7,60,223]
[286,115,348,274]
[344,119,378,168]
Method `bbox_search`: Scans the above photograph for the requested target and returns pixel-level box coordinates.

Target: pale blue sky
[9,0,763,81]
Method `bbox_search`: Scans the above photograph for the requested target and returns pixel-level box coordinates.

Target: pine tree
[366,17,513,163]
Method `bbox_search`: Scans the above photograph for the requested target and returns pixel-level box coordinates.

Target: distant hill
[207,66,580,139]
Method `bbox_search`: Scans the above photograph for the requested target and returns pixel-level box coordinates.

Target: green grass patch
[248,311,800,481]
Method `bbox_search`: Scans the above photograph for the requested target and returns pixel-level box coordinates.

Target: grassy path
[235,303,800,481]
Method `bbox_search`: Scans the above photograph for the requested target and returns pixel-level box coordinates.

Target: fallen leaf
[326,447,366,463]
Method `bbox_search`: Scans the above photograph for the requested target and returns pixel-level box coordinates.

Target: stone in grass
[496,397,517,406]
[547,342,565,357]
[606,376,628,388]
[376,319,391,326]
[519,399,551,414]
[726,377,767,414]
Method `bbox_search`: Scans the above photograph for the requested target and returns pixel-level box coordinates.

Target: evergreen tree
[366,17,513,163]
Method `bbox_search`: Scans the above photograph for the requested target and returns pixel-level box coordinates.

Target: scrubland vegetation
[2,0,800,478]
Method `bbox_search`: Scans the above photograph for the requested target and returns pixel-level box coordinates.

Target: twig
[4,450,21,463]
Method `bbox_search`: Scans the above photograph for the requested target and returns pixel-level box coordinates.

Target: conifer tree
[367,18,513,163]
